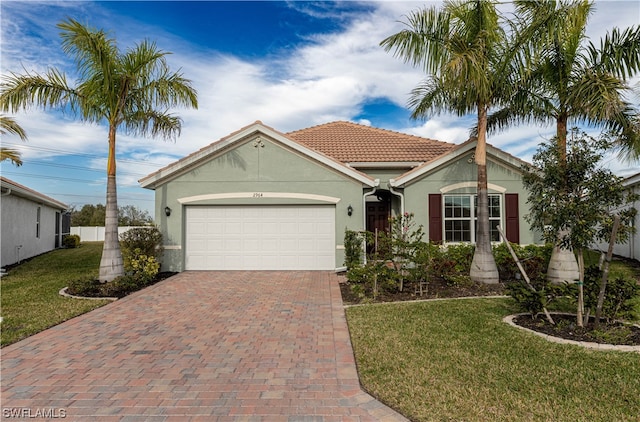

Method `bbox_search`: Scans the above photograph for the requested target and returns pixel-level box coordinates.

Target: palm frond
[123,109,182,141]
[380,6,452,74]
[58,18,119,92]
[0,115,27,141]
[588,25,640,80]
[0,70,78,113]
[0,147,23,166]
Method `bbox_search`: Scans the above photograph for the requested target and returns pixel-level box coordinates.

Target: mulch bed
[514,314,640,346]
[339,275,506,305]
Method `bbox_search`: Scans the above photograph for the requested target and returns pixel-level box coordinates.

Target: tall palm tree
[381,0,513,283]
[488,0,640,282]
[0,18,198,282]
[0,115,27,166]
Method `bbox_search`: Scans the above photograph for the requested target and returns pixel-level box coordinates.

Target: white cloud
[1,0,638,201]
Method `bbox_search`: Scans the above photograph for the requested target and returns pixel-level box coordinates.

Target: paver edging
[343,294,508,308]
[59,286,118,301]
[503,313,640,353]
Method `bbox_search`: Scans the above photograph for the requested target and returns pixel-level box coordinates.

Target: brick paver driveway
[1,271,407,421]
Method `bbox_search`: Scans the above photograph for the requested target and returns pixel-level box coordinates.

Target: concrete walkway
[1,271,408,421]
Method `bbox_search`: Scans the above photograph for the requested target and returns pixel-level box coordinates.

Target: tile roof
[287,121,456,164]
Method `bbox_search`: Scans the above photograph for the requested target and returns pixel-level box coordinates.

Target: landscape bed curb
[503,313,640,353]
[59,287,118,301]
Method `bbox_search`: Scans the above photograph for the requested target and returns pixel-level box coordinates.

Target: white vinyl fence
[71,226,147,242]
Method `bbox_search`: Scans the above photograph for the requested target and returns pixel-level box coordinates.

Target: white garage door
[185,205,336,270]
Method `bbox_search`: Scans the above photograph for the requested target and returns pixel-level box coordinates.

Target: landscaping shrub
[128,251,160,284]
[67,275,102,297]
[571,266,640,322]
[344,229,365,269]
[506,278,568,319]
[493,243,552,282]
[442,243,475,274]
[63,234,81,248]
[119,226,163,272]
[100,274,152,298]
[346,261,398,298]
[67,272,156,298]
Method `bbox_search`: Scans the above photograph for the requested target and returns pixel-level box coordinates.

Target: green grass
[1,242,111,346]
[346,298,640,422]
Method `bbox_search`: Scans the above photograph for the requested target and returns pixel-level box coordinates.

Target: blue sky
[1,0,639,218]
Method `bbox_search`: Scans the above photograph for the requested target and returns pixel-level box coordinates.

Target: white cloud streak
[1,0,638,214]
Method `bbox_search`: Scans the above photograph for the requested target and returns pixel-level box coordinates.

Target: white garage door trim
[185,205,336,270]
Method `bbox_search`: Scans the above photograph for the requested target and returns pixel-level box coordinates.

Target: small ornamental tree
[386,212,425,292]
[522,129,637,326]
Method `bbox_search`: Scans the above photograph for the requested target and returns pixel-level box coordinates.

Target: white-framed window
[443,194,502,243]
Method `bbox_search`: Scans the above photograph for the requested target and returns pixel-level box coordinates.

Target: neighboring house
[1,177,69,268]
[140,121,538,272]
[595,172,640,261]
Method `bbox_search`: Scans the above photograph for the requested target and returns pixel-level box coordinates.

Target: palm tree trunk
[556,113,568,164]
[547,113,579,284]
[470,104,499,284]
[99,125,124,282]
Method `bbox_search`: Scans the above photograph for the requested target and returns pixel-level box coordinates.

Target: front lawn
[346,298,640,422]
[1,242,111,346]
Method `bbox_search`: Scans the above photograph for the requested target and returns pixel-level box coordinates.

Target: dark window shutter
[429,194,442,243]
[505,193,519,244]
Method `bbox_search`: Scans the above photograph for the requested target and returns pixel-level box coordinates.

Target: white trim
[178,192,341,204]
[442,193,503,244]
[140,122,376,189]
[390,142,476,187]
[390,140,527,187]
[440,182,507,193]
[0,177,68,210]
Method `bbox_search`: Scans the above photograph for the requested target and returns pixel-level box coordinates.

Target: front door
[366,201,390,234]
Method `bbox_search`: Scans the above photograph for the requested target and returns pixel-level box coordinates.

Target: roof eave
[0,177,68,210]
[390,140,529,188]
[139,122,377,189]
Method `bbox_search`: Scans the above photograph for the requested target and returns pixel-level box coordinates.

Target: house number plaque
[253,193,264,198]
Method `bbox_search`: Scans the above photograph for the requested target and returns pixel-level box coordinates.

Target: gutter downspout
[389,184,404,217]
[1,188,11,197]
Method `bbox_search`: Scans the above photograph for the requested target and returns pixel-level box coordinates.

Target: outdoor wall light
[164,206,172,217]
[347,205,353,216]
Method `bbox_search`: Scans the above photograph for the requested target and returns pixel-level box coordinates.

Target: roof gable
[139,121,377,189]
[287,121,455,164]
[390,138,530,187]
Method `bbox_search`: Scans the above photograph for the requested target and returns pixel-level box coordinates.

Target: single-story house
[140,121,539,272]
[1,177,69,268]
[595,172,640,261]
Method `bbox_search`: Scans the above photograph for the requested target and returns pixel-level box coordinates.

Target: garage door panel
[185,205,335,270]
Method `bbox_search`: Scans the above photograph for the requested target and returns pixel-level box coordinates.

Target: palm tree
[0,115,27,166]
[487,0,640,282]
[0,18,198,282]
[381,0,513,283]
